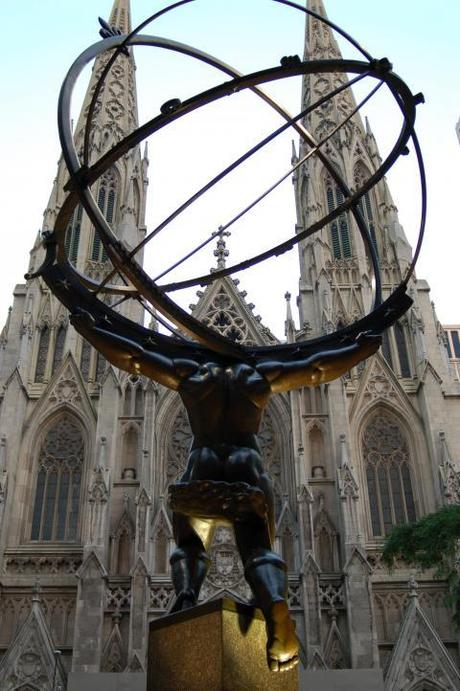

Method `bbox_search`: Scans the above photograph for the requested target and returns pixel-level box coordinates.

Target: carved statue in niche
[71,310,380,672]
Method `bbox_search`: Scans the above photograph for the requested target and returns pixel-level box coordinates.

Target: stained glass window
[381,330,393,368]
[35,326,50,382]
[52,325,66,374]
[91,168,118,262]
[31,416,84,542]
[363,411,416,537]
[326,180,351,259]
[395,322,411,378]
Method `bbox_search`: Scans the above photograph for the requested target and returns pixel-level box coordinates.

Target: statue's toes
[268,657,280,672]
[278,654,299,673]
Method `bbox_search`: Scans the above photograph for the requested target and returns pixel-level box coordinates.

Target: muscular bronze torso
[179,362,271,449]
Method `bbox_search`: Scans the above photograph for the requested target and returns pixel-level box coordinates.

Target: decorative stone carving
[385,581,460,690]
[150,584,174,611]
[4,554,82,575]
[364,361,398,401]
[207,526,244,590]
[439,431,460,504]
[0,590,66,690]
[202,286,249,343]
[48,367,82,405]
[107,585,131,612]
[319,580,345,610]
[287,582,302,609]
[102,614,125,673]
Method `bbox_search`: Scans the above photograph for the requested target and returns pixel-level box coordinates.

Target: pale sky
[1,0,459,340]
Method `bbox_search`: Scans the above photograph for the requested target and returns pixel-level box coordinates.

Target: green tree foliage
[382,505,460,625]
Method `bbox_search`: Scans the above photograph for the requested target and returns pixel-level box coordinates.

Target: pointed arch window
[95,352,107,382]
[65,204,83,264]
[381,330,393,368]
[325,180,351,259]
[35,325,50,382]
[91,168,118,262]
[395,321,411,378]
[52,324,67,374]
[363,411,416,537]
[31,416,84,542]
[80,338,92,382]
[354,163,378,257]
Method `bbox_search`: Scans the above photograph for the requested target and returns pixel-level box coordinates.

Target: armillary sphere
[32,0,426,364]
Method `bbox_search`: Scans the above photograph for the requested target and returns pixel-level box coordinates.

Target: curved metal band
[39,5,424,358]
[53,36,416,352]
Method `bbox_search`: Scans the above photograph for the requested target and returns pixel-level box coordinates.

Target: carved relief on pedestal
[206,526,244,590]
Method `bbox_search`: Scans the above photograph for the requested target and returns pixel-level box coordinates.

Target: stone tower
[0,0,460,689]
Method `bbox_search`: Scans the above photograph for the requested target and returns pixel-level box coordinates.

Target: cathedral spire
[305,0,341,61]
[108,0,132,33]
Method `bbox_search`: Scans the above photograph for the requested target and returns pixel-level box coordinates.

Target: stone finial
[339,433,349,468]
[212,229,231,270]
[32,579,41,603]
[97,436,107,471]
[408,574,419,599]
[0,436,6,473]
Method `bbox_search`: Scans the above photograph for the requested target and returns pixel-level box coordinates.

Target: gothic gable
[0,595,66,691]
[190,277,277,346]
[25,352,96,429]
[349,353,418,423]
[385,588,460,691]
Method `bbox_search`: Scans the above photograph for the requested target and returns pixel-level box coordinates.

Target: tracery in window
[202,287,249,343]
[31,416,84,541]
[363,411,416,537]
[325,176,352,259]
[52,325,67,374]
[35,325,50,383]
[91,168,118,262]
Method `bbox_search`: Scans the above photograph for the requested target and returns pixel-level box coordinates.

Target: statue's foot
[266,601,299,673]
[170,589,197,614]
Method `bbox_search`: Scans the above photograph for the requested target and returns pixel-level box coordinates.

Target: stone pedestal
[147,598,298,691]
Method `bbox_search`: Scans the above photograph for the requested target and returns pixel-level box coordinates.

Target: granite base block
[147,597,298,691]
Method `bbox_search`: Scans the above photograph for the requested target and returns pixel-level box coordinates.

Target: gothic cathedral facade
[1,1,460,689]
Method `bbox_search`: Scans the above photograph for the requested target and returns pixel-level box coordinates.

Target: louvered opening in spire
[108,0,132,34]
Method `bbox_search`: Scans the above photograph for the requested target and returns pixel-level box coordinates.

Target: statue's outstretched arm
[258,332,381,393]
[70,310,192,390]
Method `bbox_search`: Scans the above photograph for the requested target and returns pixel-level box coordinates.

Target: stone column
[300,552,323,665]
[337,434,362,559]
[344,547,379,669]
[0,436,8,538]
[72,551,108,672]
[128,556,150,670]
[135,486,152,561]
[85,437,110,561]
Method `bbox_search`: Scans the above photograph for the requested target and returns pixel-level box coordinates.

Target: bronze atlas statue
[31,0,425,674]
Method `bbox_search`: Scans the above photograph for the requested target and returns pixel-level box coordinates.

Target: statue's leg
[170,512,214,613]
[234,519,299,673]
[170,447,220,613]
[227,449,299,672]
